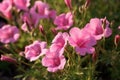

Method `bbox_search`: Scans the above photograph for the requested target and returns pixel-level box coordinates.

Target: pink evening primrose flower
[0,25,20,43]
[13,0,30,11]
[64,0,72,10]
[68,27,97,56]
[42,49,66,72]
[0,0,12,19]
[24,41,47,62]
[30,1,50,19]
[83,18,112,40]
[50,32,69,55]
[21,12,40,28]
[54,12,73,30]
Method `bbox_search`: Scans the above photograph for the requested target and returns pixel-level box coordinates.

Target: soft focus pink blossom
[42,49,66,72]
[24,41,47,62]
[68,27,97,56]
[64,0,72,10]
[21,12,31,25]
[21,12,39,28]
[54,12,73,30]
[13,0,30,11]
[30,1,49,19]
[50,32,69,55]
[0,55,16,63]
[21,1,56,27]
[83,18,112,40]
[0,25,20,43]
[0,0,12,19]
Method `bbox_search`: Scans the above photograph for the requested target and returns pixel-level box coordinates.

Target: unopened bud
[114,34,120,47]
[51,28,57,35]
[64,0,72,10]
[92,52,97,62]
[19,52,24,56]
[39,25,45,35]
[0,55,16,64]
[85,0,90,8]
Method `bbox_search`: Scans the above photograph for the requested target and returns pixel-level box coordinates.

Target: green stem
[0,49,6,54]
[21,61,32,67]
[44,35,48,43]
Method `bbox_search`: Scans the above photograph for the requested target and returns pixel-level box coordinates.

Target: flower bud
[64,0,72,10]
[19,52,24,56]
[85,0,90,8]
[39,25,45,35]
[0,55,16,63]
[51,28,57,35]
[92,52,97,62]
[114,34,120,46]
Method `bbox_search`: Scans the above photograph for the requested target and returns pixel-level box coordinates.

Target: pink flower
[24,41,47,62]
[13,0,30,11]
[50,32,69,55]
[0,25,20,43]
[21,12,39,28]
[83,18,112,40]
[68,27,97,56]
[54,12,73,30]
[0,55,16,63]
[42,49,66,72]
[64,0,72,10]
[30,1,49,19]
[0,0,12,19]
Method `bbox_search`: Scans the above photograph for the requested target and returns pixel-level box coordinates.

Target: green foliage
[0,0,120,80]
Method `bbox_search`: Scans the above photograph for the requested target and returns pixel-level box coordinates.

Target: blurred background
[0,0,120,80]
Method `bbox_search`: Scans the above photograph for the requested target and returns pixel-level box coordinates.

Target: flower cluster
[0,0,113,74]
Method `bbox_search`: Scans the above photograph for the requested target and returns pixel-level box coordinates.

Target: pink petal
[69,27,81,43]
[104,27,112,38]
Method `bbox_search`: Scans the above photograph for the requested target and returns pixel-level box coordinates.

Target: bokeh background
[0,0,120,80]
